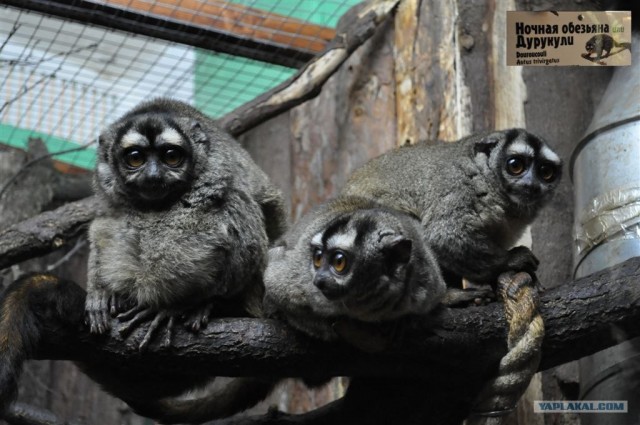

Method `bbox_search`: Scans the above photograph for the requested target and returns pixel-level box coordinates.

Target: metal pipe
[572,32,640,424]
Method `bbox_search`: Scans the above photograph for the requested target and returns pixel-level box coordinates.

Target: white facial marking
[507,139,535,157]
[159,127,185,146]
[311,232,323,246]
[540,145,561,164]
[327,228,357,250]
[120,131,146,149]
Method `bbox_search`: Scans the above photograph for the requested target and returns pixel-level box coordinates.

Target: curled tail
[0,273,84,413]
[128,377,277,424]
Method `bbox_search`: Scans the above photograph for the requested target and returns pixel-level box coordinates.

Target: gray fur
[86,98,286,334]
[340,128,562,285]
[264,196,446,341]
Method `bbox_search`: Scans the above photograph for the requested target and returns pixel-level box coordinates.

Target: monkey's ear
[188,120,208,144]
[383,236,412,264]
[473,132,505,155]
[177,117,209,143]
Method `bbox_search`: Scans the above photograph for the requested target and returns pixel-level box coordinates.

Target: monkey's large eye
[506,156,527,176]
[124,149,145,168]
[312,248,323,269]
[162,147,185,167]
[538,162,557,182]
[330,251,348,274]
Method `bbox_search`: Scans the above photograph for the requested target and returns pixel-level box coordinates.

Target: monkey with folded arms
[263,195,447,342]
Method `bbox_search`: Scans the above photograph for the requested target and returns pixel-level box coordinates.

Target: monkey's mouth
[138,185,170,200]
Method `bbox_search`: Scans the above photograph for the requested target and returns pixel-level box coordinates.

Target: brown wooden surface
[102,0,335,53]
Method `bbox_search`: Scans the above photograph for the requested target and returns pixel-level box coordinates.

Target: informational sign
[507,11,631,66]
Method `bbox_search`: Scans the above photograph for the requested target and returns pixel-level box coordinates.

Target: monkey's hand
[505,246,539,275]
[181,303,213,332]
[85,289,123,334]
[117,305,176,351]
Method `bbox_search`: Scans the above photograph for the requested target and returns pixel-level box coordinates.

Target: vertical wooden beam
[394,0,419,145]
[394,0,470,145]
[489,0,526,129]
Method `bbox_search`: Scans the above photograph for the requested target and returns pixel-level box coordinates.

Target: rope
[467,271,545,425]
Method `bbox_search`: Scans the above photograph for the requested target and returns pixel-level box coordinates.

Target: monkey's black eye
[506,156,527,176]
[162,147,185,167]
[124,149,145,168]
[312,248,323,269]
[330,251,348,274]
[538,162,556,182]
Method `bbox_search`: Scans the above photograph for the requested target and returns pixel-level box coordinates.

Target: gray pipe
[572,32,640,424]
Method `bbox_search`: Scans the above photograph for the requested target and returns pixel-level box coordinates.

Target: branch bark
[6,257,640,424]
[0,196,103,269]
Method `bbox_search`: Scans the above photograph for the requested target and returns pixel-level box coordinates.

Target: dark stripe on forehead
[504,129,548,155]
[354,214,377,247]
[321,215,351,246]
[135,116,167,145]
[503,128,522,144]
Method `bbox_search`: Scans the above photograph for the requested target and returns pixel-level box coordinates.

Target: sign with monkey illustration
[507,11,631,66]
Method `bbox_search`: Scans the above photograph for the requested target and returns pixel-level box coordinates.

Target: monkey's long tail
[466,272,544,425]
[614,41,632,50]
[126,377,278,424]
[0,273,84,414]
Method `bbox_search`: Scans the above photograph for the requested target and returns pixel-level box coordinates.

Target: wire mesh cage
[0,0,361,171]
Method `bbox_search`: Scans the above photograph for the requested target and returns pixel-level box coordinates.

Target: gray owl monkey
[263,196,446,341]
[341,128,562,289]
[86,98,286,347]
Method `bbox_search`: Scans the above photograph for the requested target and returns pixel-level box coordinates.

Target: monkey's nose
[313,277,346,301]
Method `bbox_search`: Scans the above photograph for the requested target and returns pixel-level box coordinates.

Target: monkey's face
[585,39,596,53]
[308,211,412,311]
[98,114,199,207]
[498,133,562,208]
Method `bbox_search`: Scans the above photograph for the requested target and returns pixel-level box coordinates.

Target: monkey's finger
[98,307,111,334]
[118,307,156,337]
[117,304,146,321]
[162,316,175,348]
[139,311,169,352]
[108,294,119,317]
[192,304,212,331]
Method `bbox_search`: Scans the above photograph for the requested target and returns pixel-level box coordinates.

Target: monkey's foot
[441,287,495,307]
[117,306,175,351]
[85,289,118,334]
[181,303,213,332]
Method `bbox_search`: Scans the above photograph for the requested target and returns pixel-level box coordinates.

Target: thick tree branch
[0,257,629,425]
[29,257,640,378]
[0,197,103,269]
